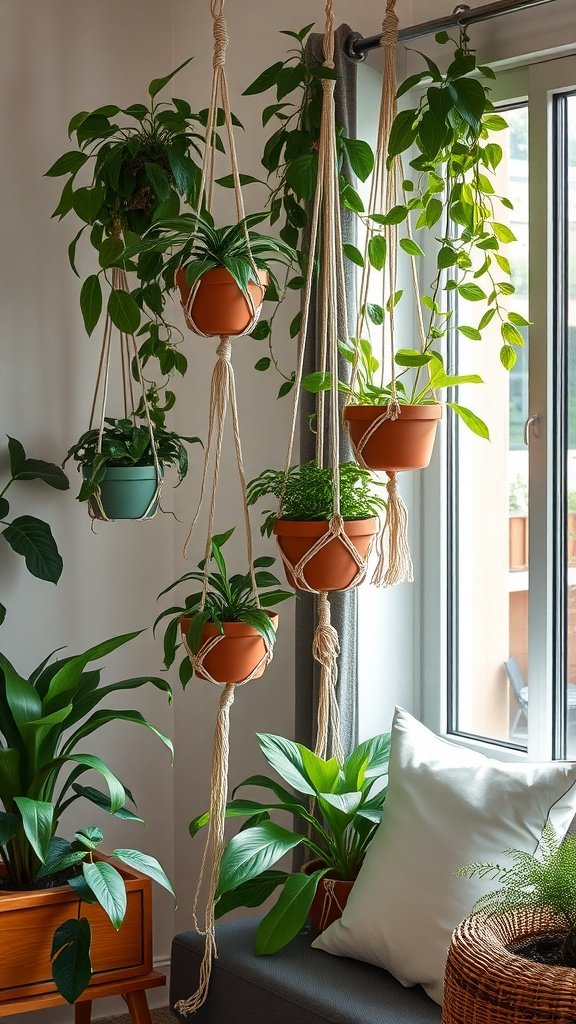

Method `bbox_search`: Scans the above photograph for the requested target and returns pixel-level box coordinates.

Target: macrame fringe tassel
[312,592,344,763]
[175,683,235,1017]
[371,472,414,587]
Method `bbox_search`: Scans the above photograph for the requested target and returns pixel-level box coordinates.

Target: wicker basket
[443,909,576,1023]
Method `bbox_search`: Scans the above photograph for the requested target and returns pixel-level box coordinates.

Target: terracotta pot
[343,404,441,472]
[176,267,268,337]
[273,518,377,592]
[180,612,278,685]
[0,855,153,1004]
[509,515,529,571]
[302,860,354,933]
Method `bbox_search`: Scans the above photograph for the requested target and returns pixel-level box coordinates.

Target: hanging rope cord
[87,264,162,523]
[341,1,421,586]
[175,3,273,1016]
[278,2,382,763]
[179,2,263,336]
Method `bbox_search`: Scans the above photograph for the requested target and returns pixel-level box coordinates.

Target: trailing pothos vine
[235,23,374,395]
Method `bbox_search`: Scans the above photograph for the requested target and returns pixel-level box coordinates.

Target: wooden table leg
[126,989,152,1024]
[75,1001,92,1024]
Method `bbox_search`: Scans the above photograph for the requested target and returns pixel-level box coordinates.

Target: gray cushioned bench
[170,918,441,1024]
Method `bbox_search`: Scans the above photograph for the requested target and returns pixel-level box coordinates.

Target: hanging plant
[247,462,385,592]
[45,58,211,389]
[64,416,200,520]
[237,23,374,392]
[155,528,293,687]
[131,211,296,338]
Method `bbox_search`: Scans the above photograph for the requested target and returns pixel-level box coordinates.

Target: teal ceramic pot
[86,465,162,520]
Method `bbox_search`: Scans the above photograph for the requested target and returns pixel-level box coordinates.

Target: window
[438,55,576,759]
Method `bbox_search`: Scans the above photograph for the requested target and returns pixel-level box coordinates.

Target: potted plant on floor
[444,821,576,1022]
[64,415,201,520]
[190,730,390,950]
[155,528,293,687]
[0,629,175,1004]
[132,211,296,338]
[247,461,386,591]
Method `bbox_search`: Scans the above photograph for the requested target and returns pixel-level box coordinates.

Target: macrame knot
[216,335,232,362]
[321,74,336,93]
[381,7,399,47]
[212,11,229,68]
[329,512,345,536]
[384,395,401,421]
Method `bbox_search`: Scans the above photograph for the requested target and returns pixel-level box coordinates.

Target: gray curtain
[294,25,359,759]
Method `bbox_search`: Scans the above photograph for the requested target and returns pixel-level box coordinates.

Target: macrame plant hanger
[175,1,273,1015]
[87,264,162,522]
[344,0,427,586]
[279,0,376,766]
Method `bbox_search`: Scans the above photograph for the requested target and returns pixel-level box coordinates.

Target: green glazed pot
[87,465,162,520]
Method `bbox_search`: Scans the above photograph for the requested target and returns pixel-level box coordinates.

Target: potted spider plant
[444,821,576,1023]
[190,730,390,949]
[155,529,293,687]
[63,415,201,520]
[0,630,174,1004]
[133,210,296,337]
[246,461,386,592]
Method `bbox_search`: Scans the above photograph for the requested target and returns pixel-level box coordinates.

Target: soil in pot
[343,404,441,473]
[86,465,161,520]
[273,518,377,592]
[302,861,354,933]
[509,932,576,968]
[176,267,268,337]
[181,613,278,685]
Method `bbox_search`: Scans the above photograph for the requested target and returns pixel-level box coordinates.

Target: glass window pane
[451,105,529,745]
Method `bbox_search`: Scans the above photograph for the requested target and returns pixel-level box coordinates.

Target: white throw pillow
[313,707,576,1005]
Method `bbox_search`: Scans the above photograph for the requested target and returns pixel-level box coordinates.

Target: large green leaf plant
[190,731,390,954]
[0,630,175,1001]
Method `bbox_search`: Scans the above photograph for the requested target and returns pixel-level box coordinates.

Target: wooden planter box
[0,857,152,1005]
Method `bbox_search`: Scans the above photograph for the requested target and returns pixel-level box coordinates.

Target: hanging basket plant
[247,462,385,593]
[343,403,441,473]
[155,529,292,687]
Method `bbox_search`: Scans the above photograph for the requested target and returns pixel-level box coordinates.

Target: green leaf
[342,138,374,182]
[508,312,530,328]
[45,151,89,177]
[215,173,262,188]
[500,345,518,370]
[483,113,509,132]
[343,243,364,268]
[216,822,301,898]
[3,516,63,583]
[366,303,384,326]
[458,283,486,302]
[0,810,18,846]
[108,289,141,334]
[255,357,271,371]
[387,109,417,159]
[368,235,386,271]
[75,826,103,850]
[215,870,288,918]
[458,325,482,340]
[399,238,424,257]
[243,62,284,96]
[98,236,124,269]
[425,198,443,227]
[80,275,103,336]
[257,733,315,795]
[61,753,126,813]
[113,849,176,901]
[83,861,126,929]
[395,349,432,368]
[256,869,328,954]
[492,221,517,244]
[478,308,496,330]
[51,917,92,1004]
[13,458,69,490]
[37,837,86,878]
[72,185,105,224]
[148,57,193,98]
[396,72,430,99]
[71,784,144,822]
[7,436,26,476]
[285,154,318,201]
[14,797,53,863]
[251,320,271,341]
[438,246,457,269]
[447,402,490,439]
[501,322,524,347]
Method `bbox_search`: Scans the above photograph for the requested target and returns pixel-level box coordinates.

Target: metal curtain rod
[345,0,558,61]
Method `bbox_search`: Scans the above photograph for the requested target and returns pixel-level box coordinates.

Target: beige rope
[181,628,274,688]
[313,592,344,763]
[87,267,162,523]
[318,877,346,932]
[175,682,235,1016]
[371,472,413,585]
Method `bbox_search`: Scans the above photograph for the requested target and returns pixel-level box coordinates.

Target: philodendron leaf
[256,733,315,795]
[80,275,103,336]
[215,870,289,918]
[3,516,63,583]
[83,860,127,929]
[0,810,18,846]
[14,797,54,863]
[7,436,26,476]
[107,289,141,334]
[74,826,104,850]
[255,869,328,954]
[113,849,176,902]
[0,602,5,625]
[447,402,490,440]
[38,836,86,879]
[71,784,144,823]
[12,458,69,490]
[51,917,92,1004]
[216,822,302,898]
[148,57,193,98]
